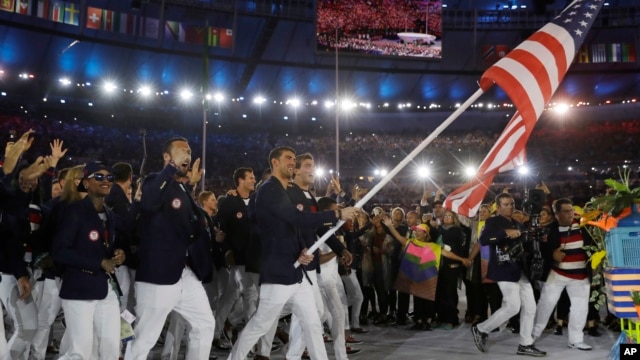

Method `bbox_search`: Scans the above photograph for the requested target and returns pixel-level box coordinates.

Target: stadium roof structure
[0,0,638,125]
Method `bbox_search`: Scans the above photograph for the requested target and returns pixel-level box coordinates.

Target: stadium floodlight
[254,96,266,105]
[59,77,71,86]
[417,166,430,179]
[315,168,325,177]
[179,89,193,101]
[464,166,476,177]
[555,103,569,114]
[213,92,224,102]
[138,86,152,97]
[518,165,529,175]
[287,98,301,107]
[103,81,117,93]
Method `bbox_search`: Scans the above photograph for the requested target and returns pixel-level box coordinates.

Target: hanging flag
[119,13,138,35]
[577,44,589,63]
[165,21,185,42]
[219,27,232,49]
[591,43,605,63]
[15,0,30,15]
[63,1,78,25]
[102,9,116,31]
[481,45,510,66]
[208,27,219,47]
[35,0,48,18]
[621,43,636,62]
[0,0,15,12]
[609,43,621,62]
[49,0,64,23]
[86,6,102,29]
[144,17,159,39]
[185,25,206,44]
[444,0,604,217]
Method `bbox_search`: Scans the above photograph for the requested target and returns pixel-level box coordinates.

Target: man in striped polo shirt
[531,198,592,351]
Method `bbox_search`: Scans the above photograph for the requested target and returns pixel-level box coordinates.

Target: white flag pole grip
[294,88,485,268]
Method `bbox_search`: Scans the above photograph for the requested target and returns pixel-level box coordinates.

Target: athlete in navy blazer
[125,137,214,360]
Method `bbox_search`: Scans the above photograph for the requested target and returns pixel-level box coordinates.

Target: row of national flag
[1,0,80,25]
[577,43,636,63]
[1,0,232,47]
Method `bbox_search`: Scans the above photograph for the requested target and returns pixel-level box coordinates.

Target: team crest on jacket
[172,198,182,209]
[236,212,243,219]
[88,230,99,241]
[296,203,304,211]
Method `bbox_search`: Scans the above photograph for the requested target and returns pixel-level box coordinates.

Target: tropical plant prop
[631,290,640,306]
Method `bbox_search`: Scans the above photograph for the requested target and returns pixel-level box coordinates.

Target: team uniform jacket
[286,182,346,272]
[218,194,251,266]
[255,177,339,285]
[51,196,122,300]
[479,215,525,283]
[135,165,212,285]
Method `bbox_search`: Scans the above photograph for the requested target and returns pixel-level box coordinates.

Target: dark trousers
[414,297,436,323]
[436,265,460,325]
[397,292,410,323]
[373,265,389,315]
[463,278,487,320]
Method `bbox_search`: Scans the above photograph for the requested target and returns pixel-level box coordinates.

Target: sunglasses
[88,173,115,182]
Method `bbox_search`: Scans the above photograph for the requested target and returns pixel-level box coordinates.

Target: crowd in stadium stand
[2,111,640,212]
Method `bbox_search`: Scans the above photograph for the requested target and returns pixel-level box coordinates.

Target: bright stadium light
[213,92,224,102]
[103,81,117,93]
[315,168,325,177]
[464,166,476,177]
[138,86,152,97]
[254,96,266,104]
[518,165,529,175]
[179,89,193,101]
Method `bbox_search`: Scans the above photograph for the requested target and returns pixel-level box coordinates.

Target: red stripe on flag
[507,49,553,102]
[528,31,568,83]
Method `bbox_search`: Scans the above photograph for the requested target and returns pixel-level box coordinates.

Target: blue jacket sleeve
[260,182,338,229]
[140,165,178,212]
[479,217,509,246]
[51,204,104,273]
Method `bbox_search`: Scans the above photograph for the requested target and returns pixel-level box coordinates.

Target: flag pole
[295,87,486,267]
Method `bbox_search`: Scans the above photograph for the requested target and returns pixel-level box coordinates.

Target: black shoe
[588,326,602,337]
[346,346,362,355]
[410,322,423,330]
[553,325,563,336]
[423,322,433,331]
[471,325,488,353]
[517,344,547,357]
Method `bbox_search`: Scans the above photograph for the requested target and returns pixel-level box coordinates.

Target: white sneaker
[568,342,592,351]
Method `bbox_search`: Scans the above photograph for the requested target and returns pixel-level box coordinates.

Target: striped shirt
[553,222,588,280]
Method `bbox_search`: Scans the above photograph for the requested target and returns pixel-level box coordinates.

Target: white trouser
[214,268,241,338]
[286,271,325,360]
[532,270,590,344]
[57,284,120,360]
[0,273,38,360]
[319,272,347,360]
[231,265,260,321]
[115,265,131,312]
[161,312,189,360]
[125,267,215,360]
[30,277,62,360]
[228,280,328,360]
[477,275,536,346]
[341,272,363,329]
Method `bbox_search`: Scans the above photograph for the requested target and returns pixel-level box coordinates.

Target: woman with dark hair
[434,210,471,329]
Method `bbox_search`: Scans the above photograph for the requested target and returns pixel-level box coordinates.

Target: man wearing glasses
[471,193,546,357]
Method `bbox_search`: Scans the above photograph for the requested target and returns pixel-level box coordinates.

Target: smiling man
[227,147,358,360]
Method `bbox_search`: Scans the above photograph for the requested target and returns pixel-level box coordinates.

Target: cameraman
[471,193,546,357]
[531,198,592,351]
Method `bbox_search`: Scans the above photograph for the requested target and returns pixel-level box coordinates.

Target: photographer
[471,193,546,357]
[531,198,593,351]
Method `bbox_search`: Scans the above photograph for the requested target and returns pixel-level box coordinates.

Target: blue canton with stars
[550,0,604,49]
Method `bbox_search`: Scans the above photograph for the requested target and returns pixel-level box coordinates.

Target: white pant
[214,268,241,338]
[477,275,536,346]
[231,265,260,321]
[319,271,347,360]
[115,265,132,312]
[228,280,328,360]
[161,312,189,360]
[532,270,590,344]
[341,272,363,329]
[286,271,326,360]
[30,277,62,360]
[125,267,215,360]
[0,274,37,360]
[58,284,120,360]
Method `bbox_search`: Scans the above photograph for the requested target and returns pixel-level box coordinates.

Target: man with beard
[125,137,214,360]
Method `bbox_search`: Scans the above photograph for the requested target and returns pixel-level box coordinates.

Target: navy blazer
[479,215,524,283]
[256,177,339,285]
[52,197,119,300]
[135,165,212,285]
[286,183,346,272]
[218,194,251,266]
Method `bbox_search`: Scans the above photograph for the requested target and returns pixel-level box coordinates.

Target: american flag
[444,0,604,217]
